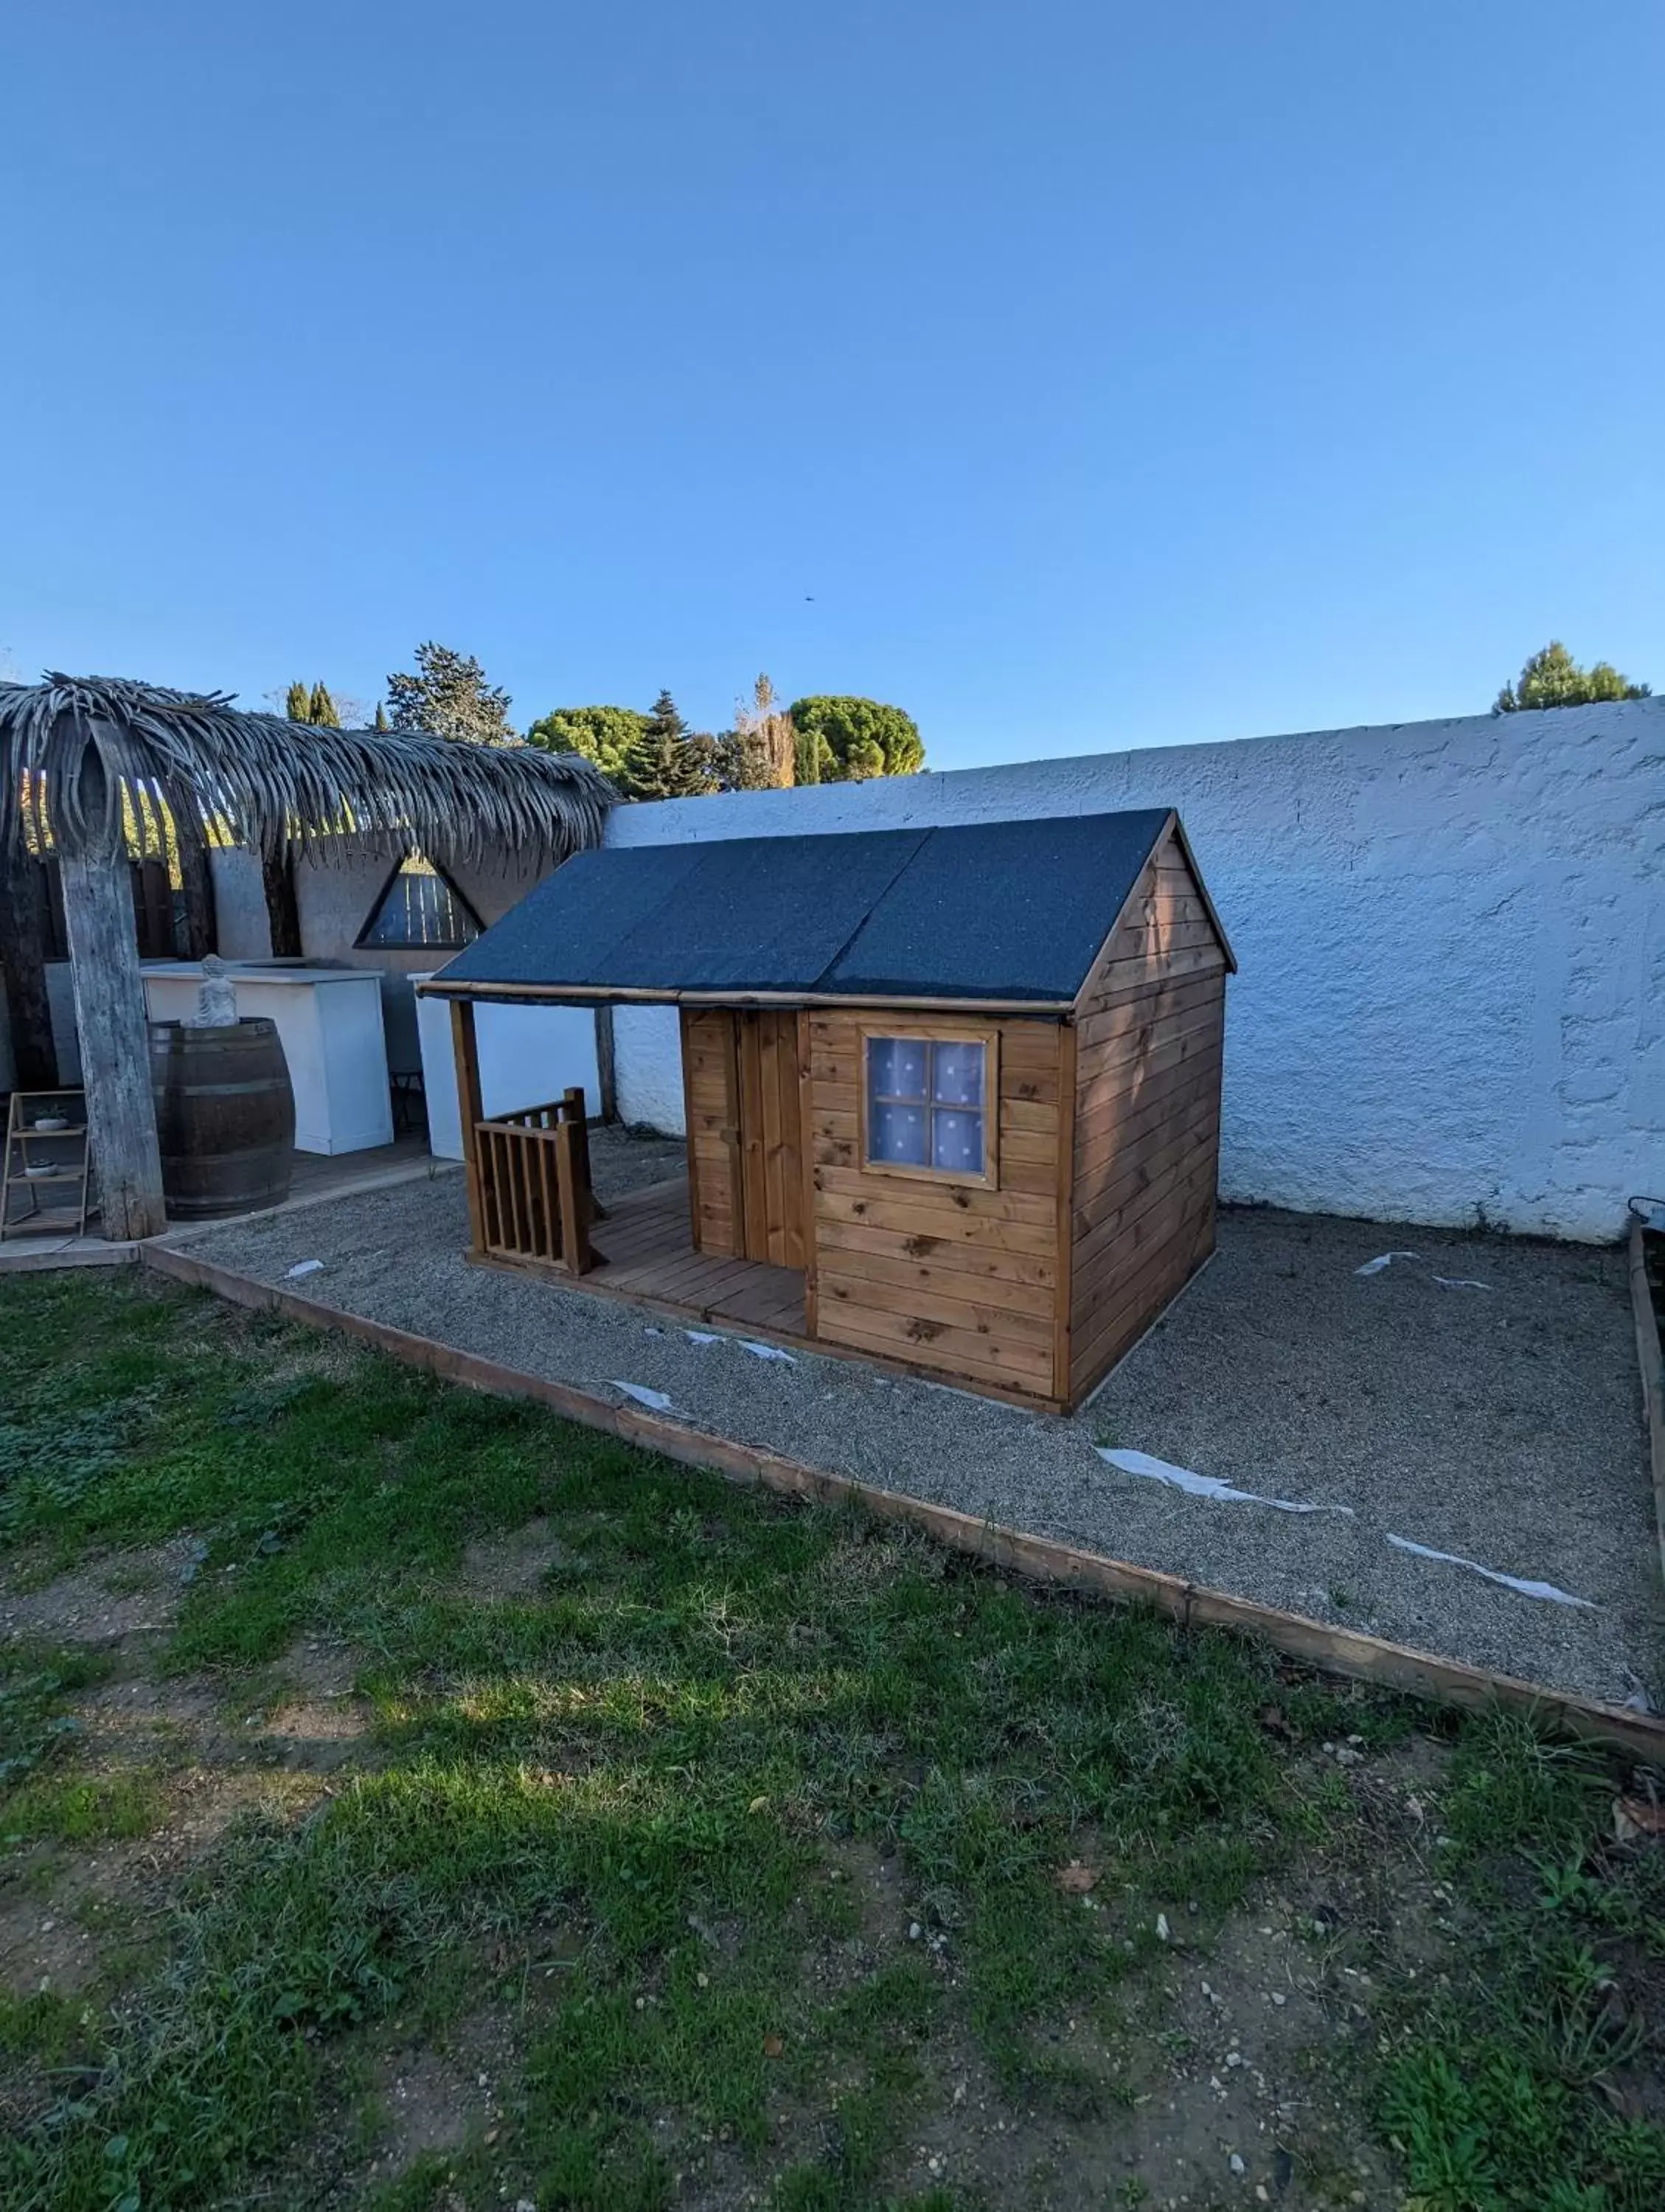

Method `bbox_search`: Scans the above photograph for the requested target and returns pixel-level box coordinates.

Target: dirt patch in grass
[0,1615,372,2015]
[251,1636,376,1773]
[279,1637,361,1699]
[458,1517,571,1601]
[376,2041,487,2163]
[0,1875,108,1997]
[76,1668,227,1759]
[369,2006,522,2175]
[815,1833,911,1969]
[0,1750,336,2004]
[0,1812,173,2000]
[739,1752,1423,2209]
[0,1536,201,1646]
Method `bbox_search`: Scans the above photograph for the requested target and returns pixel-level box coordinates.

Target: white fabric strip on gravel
[169,1132,1664,1712]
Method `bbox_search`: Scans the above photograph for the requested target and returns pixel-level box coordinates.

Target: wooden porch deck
[532,1173,808,1337]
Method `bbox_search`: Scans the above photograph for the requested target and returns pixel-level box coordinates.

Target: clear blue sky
[4,2,1659,767]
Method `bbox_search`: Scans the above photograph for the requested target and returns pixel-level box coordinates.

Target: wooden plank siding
[737,1009,807,1269]
[807,1009,1068,1400]
[1066,823,1230,1405]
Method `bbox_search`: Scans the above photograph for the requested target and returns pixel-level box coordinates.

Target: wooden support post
[594,1003,617,1123]
[58,847,167,1240]
[561,1085,608,1223]
[0,847,58,1089]
[555,1117,593,1275]
[451,999,486,1256]
[172,804,217,961]
[679,1006,703,1253]
[261,846,302,958]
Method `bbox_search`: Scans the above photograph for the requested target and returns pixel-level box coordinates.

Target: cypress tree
[373,703,389,732]
[285,681,311,722]
[793,719,821,785]
[309,684,341,728]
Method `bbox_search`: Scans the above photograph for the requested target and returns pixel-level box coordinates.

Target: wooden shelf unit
[1,1088,93,1240]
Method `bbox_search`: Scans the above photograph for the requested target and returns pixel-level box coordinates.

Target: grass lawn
[1,1271,1663,2212]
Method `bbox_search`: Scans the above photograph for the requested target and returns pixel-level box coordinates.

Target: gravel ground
[170,1132,1664,1711]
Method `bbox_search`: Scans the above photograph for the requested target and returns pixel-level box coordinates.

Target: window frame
[856,1020,1001,1189]
[352,851,484,953]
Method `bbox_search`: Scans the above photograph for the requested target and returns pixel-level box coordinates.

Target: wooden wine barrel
[148,1019,296,1220]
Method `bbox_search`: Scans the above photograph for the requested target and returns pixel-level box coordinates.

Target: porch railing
[474,1086,604,1275]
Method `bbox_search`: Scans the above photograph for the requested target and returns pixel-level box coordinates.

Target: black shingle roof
[431,809,1189,1006]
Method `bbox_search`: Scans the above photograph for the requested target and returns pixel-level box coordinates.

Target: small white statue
[190,954,239,1027]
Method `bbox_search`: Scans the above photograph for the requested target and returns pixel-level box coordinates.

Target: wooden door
[736,1009,806,1269]
[681,1007,807,1269]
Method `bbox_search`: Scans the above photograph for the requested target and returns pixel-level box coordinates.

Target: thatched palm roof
[0,672,612,863]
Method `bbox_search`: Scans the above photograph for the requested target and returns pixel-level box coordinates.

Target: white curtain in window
[866,1037,985,1172]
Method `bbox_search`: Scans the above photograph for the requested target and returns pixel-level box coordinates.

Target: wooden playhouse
[418,809,1234,1411]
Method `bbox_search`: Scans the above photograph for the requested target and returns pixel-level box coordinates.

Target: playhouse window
[863,1032,996,1183]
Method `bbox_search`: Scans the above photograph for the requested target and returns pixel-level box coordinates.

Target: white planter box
[142,964,394,1155]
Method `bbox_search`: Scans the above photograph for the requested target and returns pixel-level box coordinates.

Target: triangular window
[355,853,483,951]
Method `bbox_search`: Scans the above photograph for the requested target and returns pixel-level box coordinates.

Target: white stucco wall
[602,699,1664,1241]
[612,1004,686,1130]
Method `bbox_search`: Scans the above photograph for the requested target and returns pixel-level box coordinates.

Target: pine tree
[787,696,924,779]
[285,681,311,722]
[386,641,516,745]
[526,706,649,782]
[646,688,687,751]
[308,683,340,728]
[621,690,720,800]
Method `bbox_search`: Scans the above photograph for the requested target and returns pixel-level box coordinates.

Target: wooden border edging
[1630,1220,1665,1594]
[139,1240,1665,1769]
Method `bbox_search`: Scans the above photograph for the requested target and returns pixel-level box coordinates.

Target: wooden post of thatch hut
[1,674,611,1241]
[0,836,57,1091]
[57,734,170,1236]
